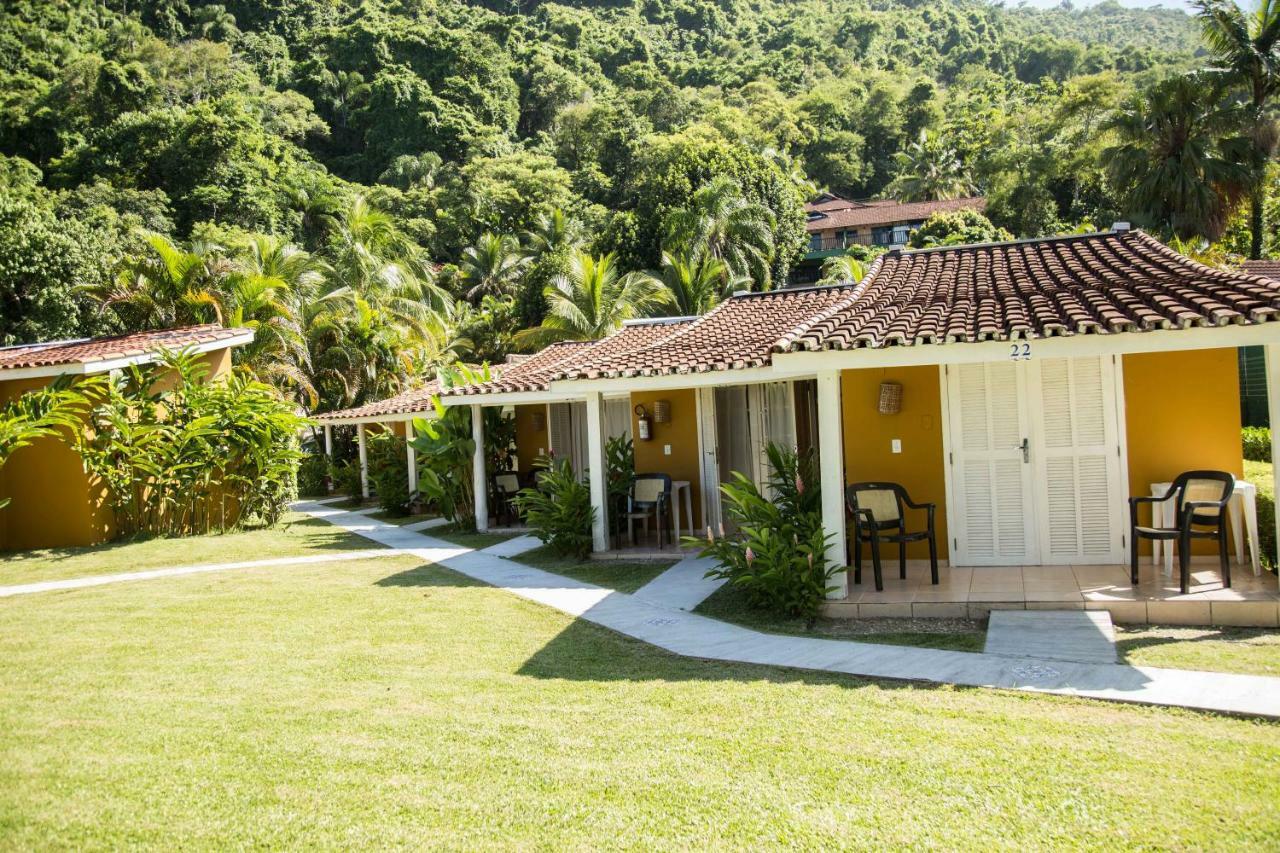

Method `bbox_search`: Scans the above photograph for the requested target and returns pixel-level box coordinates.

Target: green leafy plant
[297,454,331,497]
[514,454,595,560]
[368,431,410,515]
[1242,426,1272,462]
[691,444,837,621]
[333,457,364,500]
[62,349,306,538]
[606,434,635,541]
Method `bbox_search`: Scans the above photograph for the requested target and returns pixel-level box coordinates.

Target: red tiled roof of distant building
[555,286,856,379]
[0,325,251,372]
[805,196,986,232]
[778,230,1280,352]
[312,380,445,422]
[1240,259,1280,281]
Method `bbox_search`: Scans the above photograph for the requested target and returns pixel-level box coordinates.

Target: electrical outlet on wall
[663,444,672,456]
[891,439,902,454]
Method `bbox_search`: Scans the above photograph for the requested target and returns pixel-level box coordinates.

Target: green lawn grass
[0,512,383,586]
[511,546,676,593]
[1,553,1277,848]
[1118,625,1280,677]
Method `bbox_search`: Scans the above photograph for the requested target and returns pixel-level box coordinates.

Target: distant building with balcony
[792,194,986,285]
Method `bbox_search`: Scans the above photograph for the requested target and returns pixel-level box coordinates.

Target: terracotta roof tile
[782,230,1280,352]
[0,325,249,371]
[806,197,986,232]
[312,380,444,422]
[444,319,696,395]
[555,287,857,380]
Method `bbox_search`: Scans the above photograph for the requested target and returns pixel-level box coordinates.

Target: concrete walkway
[0,549,397,598]
[296,501,1280,719]
[634,556,725,611]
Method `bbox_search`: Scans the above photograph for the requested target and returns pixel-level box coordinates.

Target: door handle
[1019,438,1029,463]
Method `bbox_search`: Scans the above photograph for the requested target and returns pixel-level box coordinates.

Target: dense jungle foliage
[1,0,1277,421]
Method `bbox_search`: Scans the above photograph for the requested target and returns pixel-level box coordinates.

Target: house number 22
[1009,342,1032,361]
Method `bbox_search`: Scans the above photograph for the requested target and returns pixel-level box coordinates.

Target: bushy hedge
[368,432,410,515]
[297,454,330,498]
[515,455,595,560]
[1243,427,1272,462]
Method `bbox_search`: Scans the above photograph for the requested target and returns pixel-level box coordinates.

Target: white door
[946,362,1039,566]
[945,356,1127,567]
[1027,356,1127,564]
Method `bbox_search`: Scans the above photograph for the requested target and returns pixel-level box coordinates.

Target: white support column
[406,432,418,497]
[472,405,488,532]
[816,369,848,599]
[356,423,369,500]
[585,391,610,553]
[323,425,334,493]
[1266,344,1280,569]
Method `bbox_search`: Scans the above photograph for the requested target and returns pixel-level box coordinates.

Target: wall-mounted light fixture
[653,399,672,423]
[878,381,902,415]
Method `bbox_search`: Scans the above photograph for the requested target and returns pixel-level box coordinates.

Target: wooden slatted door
[946,362,1039,566]
[1027,356,1126,564]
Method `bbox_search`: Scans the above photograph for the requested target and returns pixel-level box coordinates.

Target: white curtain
[604,397,632,441]
[761,382,797,454]
[715,385,755,487]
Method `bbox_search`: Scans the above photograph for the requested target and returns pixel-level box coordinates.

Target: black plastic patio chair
[846,482,939,592]
[625,473,672,549]
[491,472,522,527]
[1129,470,1235,595]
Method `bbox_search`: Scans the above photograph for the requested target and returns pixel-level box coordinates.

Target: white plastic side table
[1148,481,1259,577]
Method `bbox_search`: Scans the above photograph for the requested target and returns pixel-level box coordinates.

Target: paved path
[480,535,542,558]
[633,556,724,611]
[985,610,1117,665]
[403,517,448,532]
[0,549,397,598]
[295,501,1280,719]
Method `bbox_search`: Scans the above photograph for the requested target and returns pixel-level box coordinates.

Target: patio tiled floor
[824,563,1280,626]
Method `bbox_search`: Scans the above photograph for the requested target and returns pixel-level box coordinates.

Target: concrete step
[984,610,1117,665]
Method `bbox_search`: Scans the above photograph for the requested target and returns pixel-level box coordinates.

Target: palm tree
[514,252,671,347]
[639,249,743,316]
[522,209,582,258]
[284,184,342,249]
[318,69,369,129]
[886,130,977,203]
[89,233,234,329]
[226,236,322,404]
[818,254,868,284]
[663,177,776,289]
[192,4,238,41]
[459,232,530,301]
[1102,73,1251,240]
[1194,0,1280,258]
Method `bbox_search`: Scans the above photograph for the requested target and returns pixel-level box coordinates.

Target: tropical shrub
[410,404,477,528]
[64,350,306,537]
[606,434,635,540]
[1242,427,1271,462]
[368,431,410,515]
[297,454,330,497]
[514,455,595,560]
[693,444,837,621]
[334,457,364,500]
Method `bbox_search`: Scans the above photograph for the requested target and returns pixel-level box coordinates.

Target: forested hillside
[1,0,1273,415]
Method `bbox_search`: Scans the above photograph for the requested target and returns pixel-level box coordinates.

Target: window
[808,233,823,251]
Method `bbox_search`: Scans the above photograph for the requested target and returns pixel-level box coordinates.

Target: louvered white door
[946,362,1039,566]
[1027,356,1126,564]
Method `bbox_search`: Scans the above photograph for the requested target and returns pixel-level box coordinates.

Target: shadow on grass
[374,563,487,589]
[1115,625,1277,654]
[513,617,959,692]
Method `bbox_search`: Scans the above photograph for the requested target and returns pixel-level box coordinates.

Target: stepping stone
[984,610,1117,665]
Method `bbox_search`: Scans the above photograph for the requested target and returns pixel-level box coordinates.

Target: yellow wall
[0,376,114,552]
[0,344,240,553]
[631,388,702,530]
[840,366,949,560]
[1123,348,1243,555]
[513,405,549,474]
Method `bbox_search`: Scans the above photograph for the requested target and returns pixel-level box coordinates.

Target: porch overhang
[550,364,810,395]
